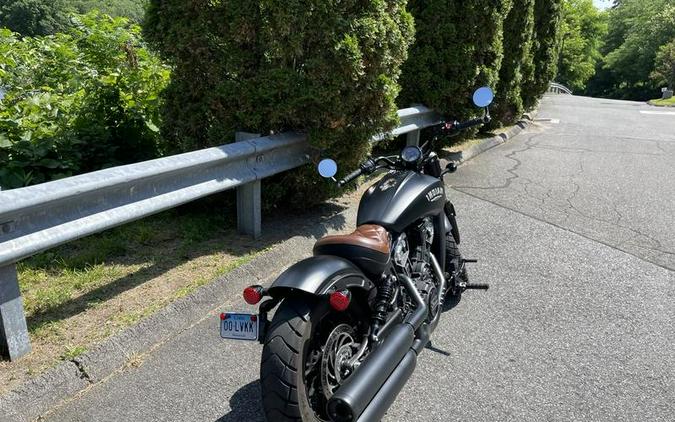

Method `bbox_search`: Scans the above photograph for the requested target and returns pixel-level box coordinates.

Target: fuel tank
[357,171,445,233]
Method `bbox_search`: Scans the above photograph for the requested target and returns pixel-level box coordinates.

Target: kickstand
[425,341,451,357]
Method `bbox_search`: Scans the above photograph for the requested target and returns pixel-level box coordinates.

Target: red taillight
[243,285,264,305]
[329,290,351,312]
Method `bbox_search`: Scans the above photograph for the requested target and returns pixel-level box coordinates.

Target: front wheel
[260,296,365,422]
[446,234,469,297]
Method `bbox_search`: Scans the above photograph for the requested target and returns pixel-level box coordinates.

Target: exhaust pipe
[327,275,426,422]
[357,350,417,422]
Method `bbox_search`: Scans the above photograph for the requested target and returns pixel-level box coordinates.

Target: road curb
[445,115,535,164]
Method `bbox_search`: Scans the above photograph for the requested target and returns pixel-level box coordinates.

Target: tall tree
[0,0,70,36]
[557,0,607,91]
[651,39,675,91]
[522,0,564,110]
[399,0,513,125]
[493,0,535,125]
[587,0,675,99]
[144,0,414,205]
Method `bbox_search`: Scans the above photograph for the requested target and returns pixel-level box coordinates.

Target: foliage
[0,0,146,37]
[0,0,71,36]
[522,0,564,110]
[399,0,513,132]
[651,39,675,91]
[492,0,536,126]
[69,0,147,22]
[557,0,607,92]
[0,12,169,189]
[144,0,414,205]
[586,0,675,100]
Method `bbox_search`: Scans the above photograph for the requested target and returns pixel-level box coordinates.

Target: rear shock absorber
[370,274,396,342]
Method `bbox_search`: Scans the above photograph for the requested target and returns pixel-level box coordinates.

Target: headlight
[400,146,422,164]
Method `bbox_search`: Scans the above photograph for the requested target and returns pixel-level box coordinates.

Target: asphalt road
[42,95,675,422]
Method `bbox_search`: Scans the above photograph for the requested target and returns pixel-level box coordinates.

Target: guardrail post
[235,132,262,239]
[0,263,31,361]
[406,129,420,146]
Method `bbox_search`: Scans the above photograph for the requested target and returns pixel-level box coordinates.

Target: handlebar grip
[453,117,485,131]
[338,168,363,187]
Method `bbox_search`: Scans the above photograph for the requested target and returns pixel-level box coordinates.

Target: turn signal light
[329,290,351,312]
[243,285,264,305]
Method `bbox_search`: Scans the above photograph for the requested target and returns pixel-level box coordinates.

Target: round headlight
[400,146,422,164]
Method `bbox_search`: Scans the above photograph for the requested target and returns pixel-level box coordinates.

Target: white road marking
[534,118,560,124]
[640,110,675,116]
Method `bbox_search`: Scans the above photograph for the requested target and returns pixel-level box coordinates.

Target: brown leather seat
[313,225,391,275]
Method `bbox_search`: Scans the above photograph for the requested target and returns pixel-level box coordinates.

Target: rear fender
[267,255,374,297]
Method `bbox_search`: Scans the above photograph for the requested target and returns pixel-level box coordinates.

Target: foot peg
[463,259,478,264]
[464,283,489,290]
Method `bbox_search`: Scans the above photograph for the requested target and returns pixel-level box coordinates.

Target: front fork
[443,200,488,292]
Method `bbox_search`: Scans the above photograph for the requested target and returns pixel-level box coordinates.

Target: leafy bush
[522,0,564,110]
[0,12,169,189]
[399,0,513,133]
[492,0,535,126]
[144,0,414,205]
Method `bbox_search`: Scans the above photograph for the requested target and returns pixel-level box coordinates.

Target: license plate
[220,312,259,341]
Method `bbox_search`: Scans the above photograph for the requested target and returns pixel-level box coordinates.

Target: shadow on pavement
[216,380,264,422]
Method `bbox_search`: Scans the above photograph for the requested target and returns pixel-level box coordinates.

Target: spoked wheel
[260,297,364,422]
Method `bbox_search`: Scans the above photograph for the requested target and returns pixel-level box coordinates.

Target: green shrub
[144,1,414,205]
[0,12,169,189]
[522,0,564,110]
[492,0,535,126]
[399,0,513,135]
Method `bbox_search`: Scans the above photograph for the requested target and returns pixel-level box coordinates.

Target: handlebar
[452,115,489,131]
[337,112,489,187]
[338,168,364,187]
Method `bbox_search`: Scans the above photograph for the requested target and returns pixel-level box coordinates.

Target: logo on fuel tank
[425,187,444,202]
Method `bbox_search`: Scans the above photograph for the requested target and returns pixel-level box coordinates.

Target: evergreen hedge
[144,1,414,205]
[399,0,513,128]
[492,0,535,126]
[522,0,563,110]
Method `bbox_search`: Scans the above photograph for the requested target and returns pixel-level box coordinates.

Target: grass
[649,97,675,106]
[1,200,268,394]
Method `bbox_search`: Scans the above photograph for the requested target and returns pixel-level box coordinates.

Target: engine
[392,217,441,322]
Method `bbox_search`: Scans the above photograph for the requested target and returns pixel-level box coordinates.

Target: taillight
[243,285,264,305]
[329,290,351,312]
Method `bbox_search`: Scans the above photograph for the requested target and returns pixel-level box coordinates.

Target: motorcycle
[220,87,495,421]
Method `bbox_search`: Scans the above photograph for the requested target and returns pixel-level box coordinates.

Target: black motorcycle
[220,87,495,422]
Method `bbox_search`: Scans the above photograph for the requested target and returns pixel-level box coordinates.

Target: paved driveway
[42,95,675,422]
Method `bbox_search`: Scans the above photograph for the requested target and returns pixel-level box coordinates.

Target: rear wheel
[446,234,468,297]
[260,296,364,422]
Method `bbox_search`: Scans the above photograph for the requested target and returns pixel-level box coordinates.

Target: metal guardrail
[548,82,572,95]
[0,105,441,360]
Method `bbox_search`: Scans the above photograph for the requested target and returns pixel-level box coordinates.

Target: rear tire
[260,296,362,422]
